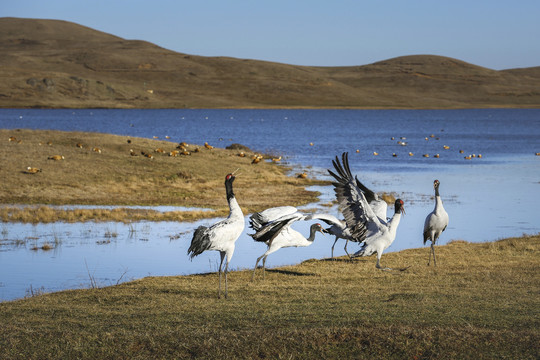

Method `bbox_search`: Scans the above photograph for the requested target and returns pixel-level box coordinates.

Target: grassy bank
[0,129,326,222]
[0,234,538,359]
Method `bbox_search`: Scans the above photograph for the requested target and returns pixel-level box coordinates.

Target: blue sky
[3,0,539,70]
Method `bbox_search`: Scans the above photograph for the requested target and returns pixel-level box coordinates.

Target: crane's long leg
[262,255,267,280]
[331,237,339,259]
[344,239,352,260]
[252,253,266,281]
[375,253,392,271]
[218,252,225,299]
[224,259,229,299]
[431,243,437,267]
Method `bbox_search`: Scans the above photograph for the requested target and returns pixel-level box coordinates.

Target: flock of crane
[188,152,449,298]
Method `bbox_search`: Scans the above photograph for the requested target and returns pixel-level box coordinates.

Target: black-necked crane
[328,152,405,270]
[188,172,244,298]
[423,179,449,266]
[249,206,327,280]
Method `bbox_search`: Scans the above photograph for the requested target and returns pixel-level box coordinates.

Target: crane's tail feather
[188,226,211,259]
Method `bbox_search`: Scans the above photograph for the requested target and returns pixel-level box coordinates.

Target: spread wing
[249,206,304,243]
[249,206,298,232]
[327,152,382,241]
[355,177,387,221]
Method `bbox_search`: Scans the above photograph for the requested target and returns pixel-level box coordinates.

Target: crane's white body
[352,211,402,269]
[203,197,244,258]
[423,180,449,266]
[249,206,326,279]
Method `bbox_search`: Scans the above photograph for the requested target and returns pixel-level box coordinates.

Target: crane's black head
[313,223,328,234]
[394,199,405,215]
[225,173,236,183]
[311,223,328,235]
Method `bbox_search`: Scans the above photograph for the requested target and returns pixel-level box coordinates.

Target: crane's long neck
[226,181,243,219]
[434,187,445,214]
[387,212,402,236]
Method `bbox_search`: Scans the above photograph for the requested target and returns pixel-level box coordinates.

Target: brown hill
[1,17,539,109]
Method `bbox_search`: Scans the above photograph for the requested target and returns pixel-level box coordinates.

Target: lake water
[1,109,539,301]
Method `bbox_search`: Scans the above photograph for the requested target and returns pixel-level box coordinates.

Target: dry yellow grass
[0,129,326,222]
[0,234,538,359]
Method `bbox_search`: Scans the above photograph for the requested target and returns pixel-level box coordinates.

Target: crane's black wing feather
[327,152,376,242]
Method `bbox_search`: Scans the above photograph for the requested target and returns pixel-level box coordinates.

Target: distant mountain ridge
[1,17,539,109]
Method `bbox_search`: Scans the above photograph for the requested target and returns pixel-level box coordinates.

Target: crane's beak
[232,168,241,176]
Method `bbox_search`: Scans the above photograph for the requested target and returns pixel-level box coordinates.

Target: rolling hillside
[1,17,539,109]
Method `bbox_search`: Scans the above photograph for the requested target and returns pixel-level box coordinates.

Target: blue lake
[1,108,539,301]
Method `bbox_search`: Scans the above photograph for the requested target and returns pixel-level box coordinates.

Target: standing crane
[423,179,449,266]
[328,152,405,270]
[188,172,244,298]
[249,206,327,279]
